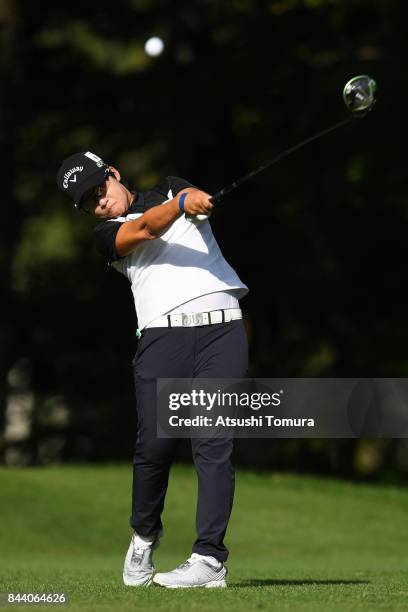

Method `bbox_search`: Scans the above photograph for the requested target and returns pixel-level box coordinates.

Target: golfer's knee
[133,441,174,466]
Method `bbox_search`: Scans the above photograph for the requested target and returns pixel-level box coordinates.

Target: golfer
[57,151,249,588]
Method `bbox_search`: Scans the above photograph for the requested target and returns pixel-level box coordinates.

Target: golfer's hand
[182,190,214,216]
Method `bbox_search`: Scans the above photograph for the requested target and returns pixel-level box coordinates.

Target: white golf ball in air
[144,37,164,57]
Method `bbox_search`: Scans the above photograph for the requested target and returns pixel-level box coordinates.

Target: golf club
[188,75,376,221]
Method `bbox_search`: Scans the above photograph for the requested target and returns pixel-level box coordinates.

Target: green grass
[0,464,407,611]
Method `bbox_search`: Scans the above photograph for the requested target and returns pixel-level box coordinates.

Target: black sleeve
[93,220,123,263]
[166,176,197,196]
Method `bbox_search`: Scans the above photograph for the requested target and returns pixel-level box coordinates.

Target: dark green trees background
[1,0,408,479]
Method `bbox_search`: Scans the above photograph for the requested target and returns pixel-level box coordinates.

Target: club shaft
[210,116,353,204]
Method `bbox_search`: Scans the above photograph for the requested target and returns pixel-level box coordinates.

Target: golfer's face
[85,174,129,219]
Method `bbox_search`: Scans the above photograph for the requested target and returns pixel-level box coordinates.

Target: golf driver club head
[343,75,377,115]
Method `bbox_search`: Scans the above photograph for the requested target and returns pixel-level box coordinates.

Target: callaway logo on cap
[57,151,110,207]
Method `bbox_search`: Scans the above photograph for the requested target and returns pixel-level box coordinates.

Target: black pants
[130,319,248,562]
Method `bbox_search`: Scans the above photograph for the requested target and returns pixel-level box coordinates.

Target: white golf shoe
[153,553,227,588]
[123,530,161,586]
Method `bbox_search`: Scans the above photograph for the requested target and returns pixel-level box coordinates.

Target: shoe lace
[175,557,193,570]
[175,553,202,571]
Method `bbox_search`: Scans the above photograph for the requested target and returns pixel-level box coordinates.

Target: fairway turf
[0,464,407,611]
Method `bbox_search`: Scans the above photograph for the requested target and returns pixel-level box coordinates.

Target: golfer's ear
[109,166,121,181]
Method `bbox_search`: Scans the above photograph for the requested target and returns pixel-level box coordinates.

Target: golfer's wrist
[179,192,187,212]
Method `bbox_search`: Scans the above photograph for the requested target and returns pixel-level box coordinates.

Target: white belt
[145,308,243,328]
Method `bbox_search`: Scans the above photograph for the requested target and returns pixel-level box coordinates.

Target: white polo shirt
[111,210,248,329]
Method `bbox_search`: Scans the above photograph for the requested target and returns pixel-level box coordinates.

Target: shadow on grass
[230,579,370,588]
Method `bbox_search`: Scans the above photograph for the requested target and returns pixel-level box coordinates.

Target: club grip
[209,192,222,204]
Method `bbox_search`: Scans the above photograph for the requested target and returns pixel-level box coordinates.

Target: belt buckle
[194,313,204,326]
[182,313,203,326]
[182,313,193,326]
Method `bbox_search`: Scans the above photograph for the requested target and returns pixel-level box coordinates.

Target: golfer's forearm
[115,189,196,257]
[142,199,181,236]
[143,188,202,235]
